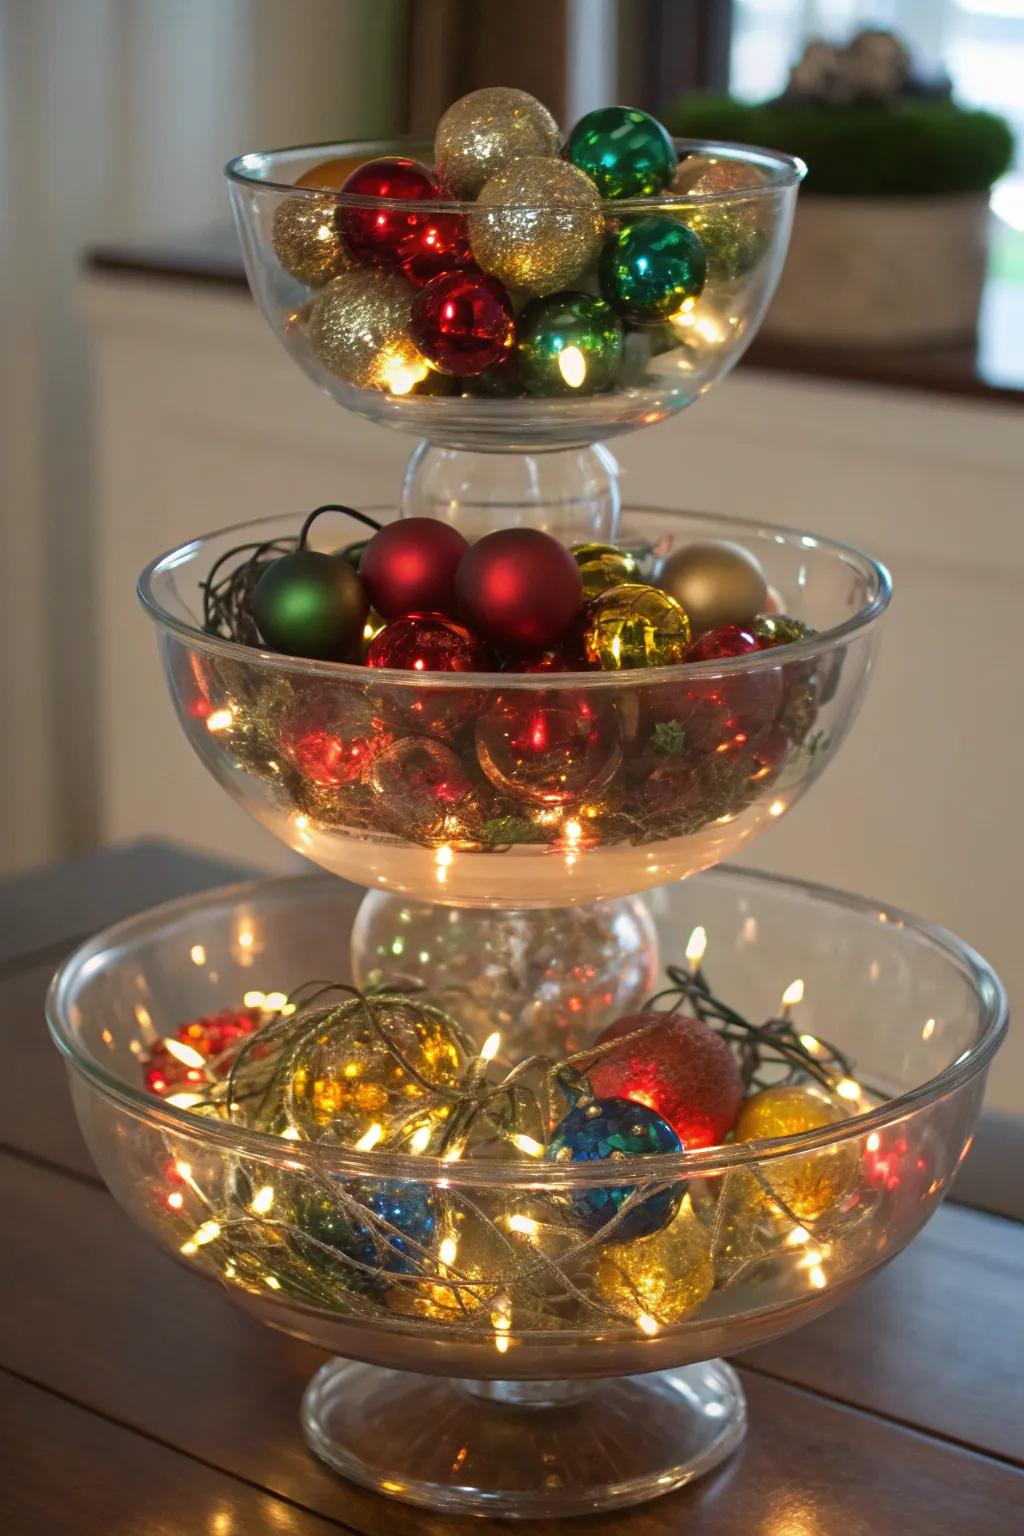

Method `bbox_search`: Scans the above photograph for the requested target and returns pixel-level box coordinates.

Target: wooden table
[2,841,1022,1535]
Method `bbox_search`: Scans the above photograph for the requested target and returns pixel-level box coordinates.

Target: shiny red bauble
[475,689,622,806]
[685,624,760,663]
[411,270,515,377]
[588,1012,743,1149]
[279,696,392,787]
[359,517,469,619]
[340,157,467,280]
[455,529,584,655]
[367,611,493,736]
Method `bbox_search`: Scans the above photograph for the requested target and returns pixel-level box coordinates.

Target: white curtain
[0,0,407,873]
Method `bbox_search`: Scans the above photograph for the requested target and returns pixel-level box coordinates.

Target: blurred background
[1,0,1021,1103]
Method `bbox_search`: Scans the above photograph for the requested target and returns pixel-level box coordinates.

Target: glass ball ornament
[587,1013,743,1150]
[571,542,639,598]
[358,518,469,619]
[600,216,707,324]
[387,1210,527,1325]
[338,157,445,271]
[733,1085,858,1221]
[583,583,691,670]
[308,269,419,389]
[410,269,515,377]
[685,624,760,665]
[547,1096,684,1240]
[657,541,767,636]
[366,737,477,843]
[367,612,491,736]
[295,1179,437,1277]
[671,155,769,281]
[475,687,622,807]
[278,691,393,788]
[285,994,470,1146]
[271,196,351,287]
[565,105,678,199]
[251,550,369,661]
[516,291,623,397]
[594,1197,714,1327]
[434,86,560,199]
[469,158,604,298]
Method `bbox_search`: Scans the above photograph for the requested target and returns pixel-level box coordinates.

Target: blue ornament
[546,1096,683,1240]
[298,1179,436,1277]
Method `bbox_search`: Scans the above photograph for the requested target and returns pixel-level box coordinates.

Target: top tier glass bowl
[140,505,890,907]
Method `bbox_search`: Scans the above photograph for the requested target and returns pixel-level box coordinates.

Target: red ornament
[686,624,760,664]
[144,1007,263,1098]
[401,211,471,287]
[359,517,469,619]
[504,648,577,674]
[647,643,783,759]
[455,529,584,655]
[340,157,451,271]
[279,694,392,787]
[588,1012,743,1149]
[368,736,473,840]
[367,611,492,736]
[411,269,515,377]
[475,689,621,806]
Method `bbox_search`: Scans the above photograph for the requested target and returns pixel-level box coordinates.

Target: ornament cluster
[269,88,770,398]
[193,506,832,857]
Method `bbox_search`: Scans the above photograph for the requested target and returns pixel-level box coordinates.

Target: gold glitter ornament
[657,540,767,636]
[435,86,560,198]
[734,1085,857,1221]
[308,269,420,389]
[571,542,639,598]
[271,195,352,287]
[595,1197,714,1327]
[583,583,691,670]
[470,158,604,298]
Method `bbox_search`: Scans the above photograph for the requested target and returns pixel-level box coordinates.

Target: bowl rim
[137,505,892,690]
[224,136,807,214]
[47,864,1007,1186]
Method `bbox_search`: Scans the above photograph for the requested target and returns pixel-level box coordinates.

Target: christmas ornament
[271,196,350,287]
[475,688,622,806]
[671,156,768,280]
[143,1007,263,1097]
[434,86,560,199]
[571,542,639,598]
[565,105,678,199]
[505,647,577,674]
[583,583,691,670]
[251,550,369,660]
[685,624,760,664]
[410,269,515,377]
[367,613,491,737]
[547,1096,683,1240]
[296,1179,436,1277]
[587,1012,742,1150]
[752,613,815,648]
[469,159,604,298]
[516,291,623,396]
[286,994,469,1145]
[387,1211,514,1322]
[646,654,784,761]
[308,269,418,390]
[400,209,473,288]
[636,758,704,819]
[657,541,767,636]
[359,518,469,618]
[455,528,583,654]
[278,692,392,787]
[367,737,476,841]
[734,1085,857,1221]
[338,157,443,269]
[595,1198,714,1327]
[296,155,368,191]
[600,217,707,323]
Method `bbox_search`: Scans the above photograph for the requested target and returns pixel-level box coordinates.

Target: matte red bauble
[588,1012,743,1149]
[340,157,446,270]
[279,696,392,787]
[367,611,492,736]
[411,270,515,377]
[475,689,622,806]
[359,518,469,619]
[455,529,583,654]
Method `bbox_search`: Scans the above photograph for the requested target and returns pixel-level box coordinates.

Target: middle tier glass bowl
[140,506,890,906]
[47,867,1006,1518]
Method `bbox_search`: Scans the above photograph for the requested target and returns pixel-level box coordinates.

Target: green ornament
[583,583,691,670]
[517,291,623,397]
[600,217,707,324]
[751,613,815,649]
[566,105,678,199]
[251,549,369,661]
[571,542,638,598]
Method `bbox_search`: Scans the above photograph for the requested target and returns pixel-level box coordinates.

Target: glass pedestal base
[301,1358,746,1519]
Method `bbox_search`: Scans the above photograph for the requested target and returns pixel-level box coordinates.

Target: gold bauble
[470,158,604,297]
[271,196,351,287]
[582,582,691,670]
[571,542,639,598]
[671,157,769,280]
[657,540,767,636]
[671,155,765,198]
[295,154,368,191]
[734,1085,857,1221]
[308,269,420,390]
[595,1197,714,1326]
[387,1212,517,1324]
[435,86,560,198]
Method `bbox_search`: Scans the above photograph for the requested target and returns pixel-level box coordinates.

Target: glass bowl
[226,138,804,456]
[139,506,890,907]
[47,868,1006,1518]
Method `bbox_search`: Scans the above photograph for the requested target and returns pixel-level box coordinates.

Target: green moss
[665,93,1014,196]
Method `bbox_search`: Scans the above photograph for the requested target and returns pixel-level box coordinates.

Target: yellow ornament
[271,195,352,287]
[470,158,605,297]
[571,542,639,599]
[435,86,560,198]
[657,540,767,636]
[734,1085,857,1221]
[595,1198,714,1327]
[582,583,691,670]
[387,1212,516,1324]
[308,269,420,390]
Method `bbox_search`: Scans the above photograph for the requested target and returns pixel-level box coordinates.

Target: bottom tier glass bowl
[47,868,1005,1519]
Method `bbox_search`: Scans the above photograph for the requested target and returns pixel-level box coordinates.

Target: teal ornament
[517,291,624,397]
[547,1096,683,1240]
[565,105,678,199]
[600,217,707,325]
[297,1180,436,1278]
[251,549,369,661]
